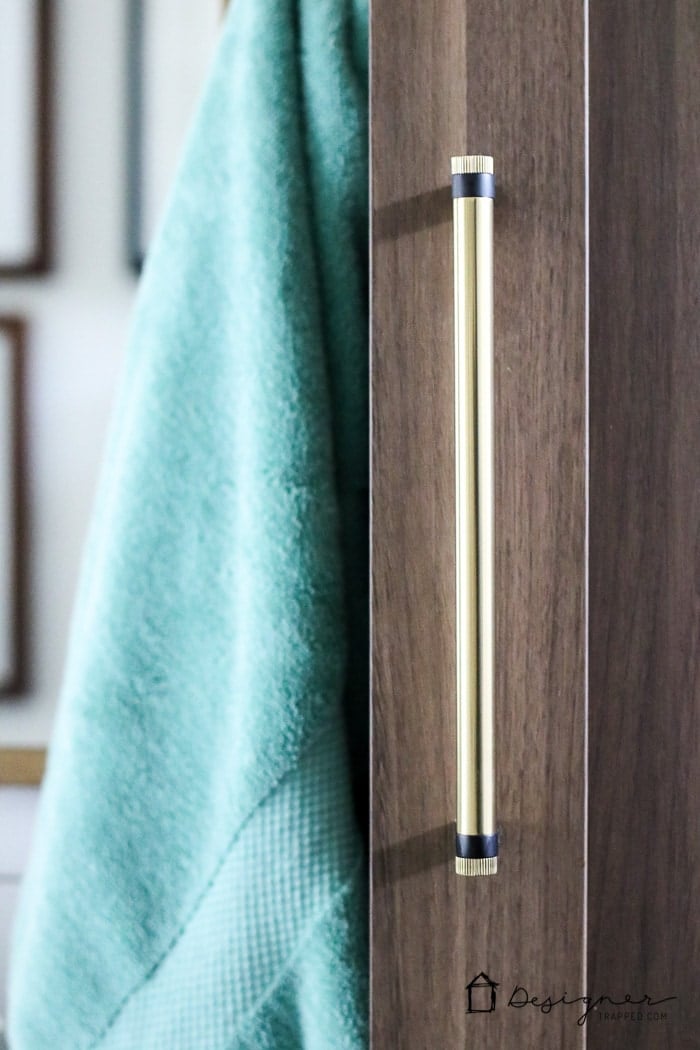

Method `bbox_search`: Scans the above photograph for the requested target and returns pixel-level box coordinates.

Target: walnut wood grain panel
[587,3,700,1046]
[371,1,587,1046]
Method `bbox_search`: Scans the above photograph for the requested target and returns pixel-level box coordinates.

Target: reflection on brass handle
[452,155,498,876]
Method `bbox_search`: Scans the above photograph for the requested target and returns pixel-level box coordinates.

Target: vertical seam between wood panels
[367,0,375,1038]
[582,0,590,1044]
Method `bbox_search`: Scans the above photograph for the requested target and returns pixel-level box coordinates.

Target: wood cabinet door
[370,2,700,1048]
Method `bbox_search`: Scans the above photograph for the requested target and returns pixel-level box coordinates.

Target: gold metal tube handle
[452,155,498,876]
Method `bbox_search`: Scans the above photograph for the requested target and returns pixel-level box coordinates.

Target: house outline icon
[466,971,499,1013]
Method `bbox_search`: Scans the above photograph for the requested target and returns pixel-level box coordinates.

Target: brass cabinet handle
[452,155,498,876]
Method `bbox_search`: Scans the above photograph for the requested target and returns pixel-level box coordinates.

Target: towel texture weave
[8,0,368,1045]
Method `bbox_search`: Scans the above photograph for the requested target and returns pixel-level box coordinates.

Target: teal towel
[8,0,368,1045]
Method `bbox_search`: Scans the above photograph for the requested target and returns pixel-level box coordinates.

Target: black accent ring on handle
[456,832,499,859]
[452,172,496,199]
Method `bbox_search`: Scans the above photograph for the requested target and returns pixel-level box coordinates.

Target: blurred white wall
[0,0,137,1019]
[0,0,222,1019]
[0,0,135,750]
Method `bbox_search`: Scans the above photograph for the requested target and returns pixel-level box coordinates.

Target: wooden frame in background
[0,0,51,276]
[0,319,26,697]
[0,748,45,786]
[0,320,38,786]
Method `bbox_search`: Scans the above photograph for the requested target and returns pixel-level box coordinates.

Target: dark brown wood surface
[587,3,700,1046]
[371,1,587,1047]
